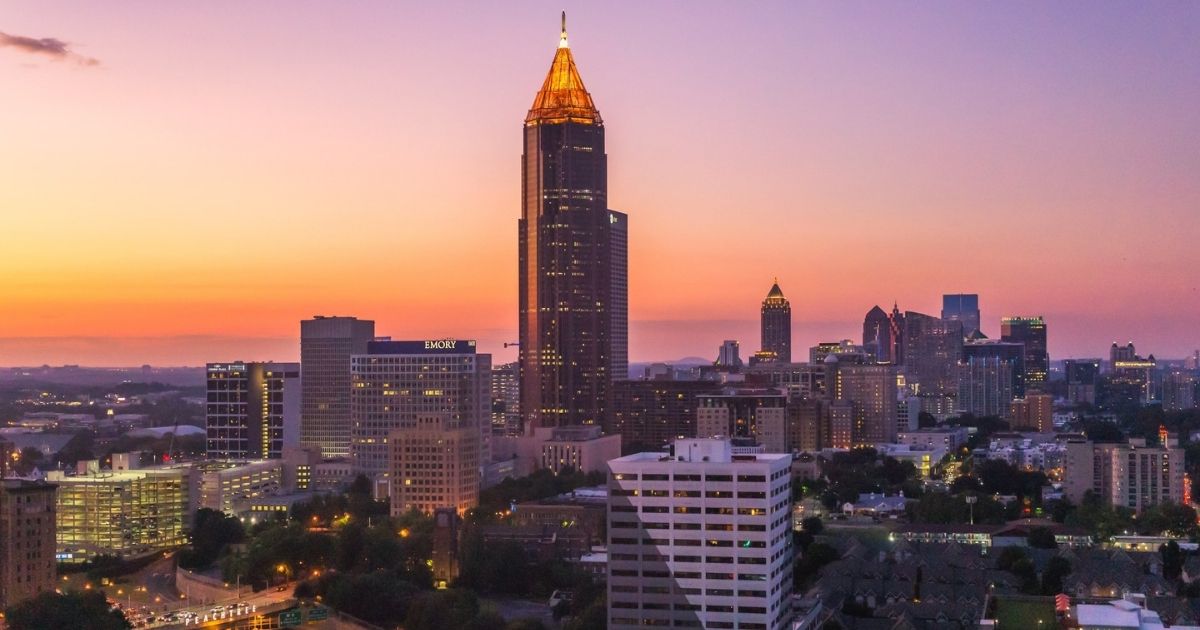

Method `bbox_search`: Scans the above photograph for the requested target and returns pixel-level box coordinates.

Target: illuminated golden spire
[526,12,602,126]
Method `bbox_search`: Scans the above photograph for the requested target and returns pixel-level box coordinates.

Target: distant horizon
[2,3,1197,367]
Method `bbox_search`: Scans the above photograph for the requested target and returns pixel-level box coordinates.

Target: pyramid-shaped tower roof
[526,13,602,126]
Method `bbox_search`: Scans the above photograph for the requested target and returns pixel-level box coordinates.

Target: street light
[965,496,978,525]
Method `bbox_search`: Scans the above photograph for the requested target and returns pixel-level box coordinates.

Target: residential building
[205,361,300,459]
[300,316,375,458]
[491,361,522,436]
[760,279,791,363]
[831,360,899,445]
[696,388,788,451]
[1010,392,1054,432]
[0,479,56,609]
[519,19,625,431]
[1001,316,1048,392]
[1162,369,1197,411]
[956,356,1014,419]
[1063,437,1185,512]
[607,438,793,630]
[609,379,720,450]
[350,339,490,479]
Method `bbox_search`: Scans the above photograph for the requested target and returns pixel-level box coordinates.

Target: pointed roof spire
[765,279,785,300]
[526,13,602,126]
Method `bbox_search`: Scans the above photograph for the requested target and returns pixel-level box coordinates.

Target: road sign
[307,606,329,621]
[279,609,302,627]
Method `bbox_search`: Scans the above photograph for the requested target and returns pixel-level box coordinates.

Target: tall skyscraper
[1001,316,1048,391]
[350,339,491,479]
[863,305,891,363]
[902,311,964,400]
[963,340,1026,397]
[1063,359,1101,405]
[760,279,791,362]
[957,356,1014,419]
[519,15,626,430]
[206,362,301,459]
[607,438,793,630]
[490,362,522,436]
[941,293,981,337]
[610,209,629,380]
[300,316,375,458]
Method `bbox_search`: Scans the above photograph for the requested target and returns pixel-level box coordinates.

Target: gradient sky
[1,1,1198,367]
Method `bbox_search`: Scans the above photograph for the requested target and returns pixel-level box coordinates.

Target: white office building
[607,438,793,630]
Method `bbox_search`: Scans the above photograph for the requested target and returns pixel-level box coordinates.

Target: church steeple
[526,12,602,126]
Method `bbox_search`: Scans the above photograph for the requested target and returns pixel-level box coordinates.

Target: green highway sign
[307,606,329,621]
[279,609,302,627]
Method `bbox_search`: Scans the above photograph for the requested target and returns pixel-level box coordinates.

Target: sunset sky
[1,2,1197,367]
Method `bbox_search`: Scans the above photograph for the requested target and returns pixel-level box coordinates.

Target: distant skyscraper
[300,316,375,458]
[902,312,964,400]
[1001,316,1048,391]
[1063,359,1101,405]
[957,356,1014,419]
[491,362,522,436]
[963,340,1026,396]
[863,305,891,363]
[1110,341,1138,367]
[760,279,791,362]
[715,340,742,368]
[1010,392,1054,432]
[519,16,625,430]
[610,210,628,380]
[1162,370,1197,411]
[350,339,490,479]
[942,294,981,337]
[206,361,301,459]
[831,360,899,444]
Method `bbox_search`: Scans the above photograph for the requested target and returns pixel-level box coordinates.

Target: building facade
[0,479,56,610]
[760,280,791,363]
[491,362,522,437]
[1010,392,1054,432]
[941,294,981,337]
[519,21,626,431]
[1000,316,1048,392]
[1064,359,1101,406]
[388,416,480,516]
[609,379,720,450]
[47,461,192,562]
[956,356,1014,419]
[607,439,793,630]
[350,339,491,479]
[206,361,300,459]
[902,311,964,402]
[300,316,375,458]
[1064,437,1184,512]
[831,361,899,445]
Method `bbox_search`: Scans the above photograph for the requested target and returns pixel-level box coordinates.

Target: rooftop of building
[526,13,601,126]
[612,438,790,465]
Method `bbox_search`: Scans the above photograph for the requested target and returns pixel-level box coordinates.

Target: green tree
[1027,527,1058,549]
[1041,557,1072,595]
[1161,541,1184,581]
[5,591,130,630]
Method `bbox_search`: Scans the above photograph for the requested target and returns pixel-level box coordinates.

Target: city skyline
[3,2,1199,366]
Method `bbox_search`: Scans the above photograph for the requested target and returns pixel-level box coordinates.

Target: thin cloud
[0,31,99,66]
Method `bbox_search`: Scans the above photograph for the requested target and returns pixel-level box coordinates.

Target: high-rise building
[863,305,892,363]
[787,397,831,452]
[389,416,480,516]
[519,17,625,430]
[301,316,375,458]
[831,360,899,445]
[205,362,301,459]
[1010,392,1054,432]
[902,312,963,401]
[607,438,793,630]
[696,388,788,451]
[809,339,869,365]
[609,379,720,450]
[1110,341,1138,367]
[963,340,1026,396]
[941,294,981,337]
[1063,359,1102,406]
[1064,436,1184,512]
[760,279,791,363]
[1163,369,1198,411]
[350,340,491,479]
[957,356,1014,419]
[611,210,629,381]
[491,362,522,437]
[1001,316,1048,391]
[0,479,56,610]
[715,340,742,369]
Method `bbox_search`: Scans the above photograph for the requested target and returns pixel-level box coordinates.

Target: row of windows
[612,473,773,483]
[611,521,766,532]
[611,569,767,581]
[609,617,766,629]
